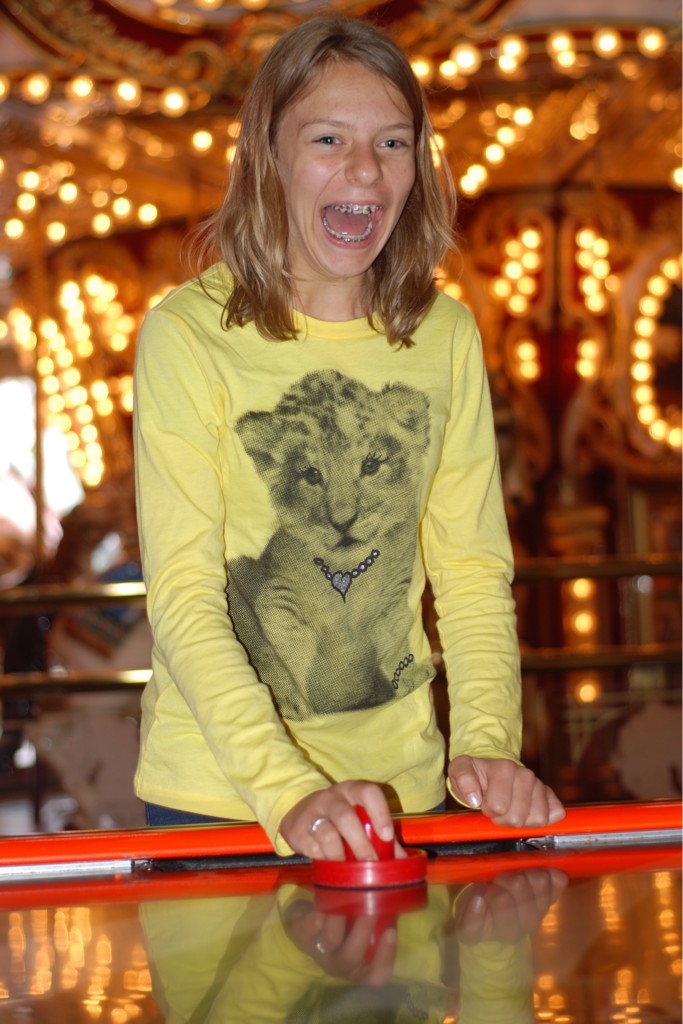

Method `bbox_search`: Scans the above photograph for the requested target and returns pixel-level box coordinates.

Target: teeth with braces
[322,203,380,243]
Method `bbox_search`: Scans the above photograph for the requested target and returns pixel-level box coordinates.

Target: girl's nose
[345,144,381,185]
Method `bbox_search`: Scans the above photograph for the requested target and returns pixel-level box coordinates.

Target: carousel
[0,0,680,830]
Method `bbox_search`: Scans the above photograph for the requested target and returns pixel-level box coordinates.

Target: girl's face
[274,60,416,316]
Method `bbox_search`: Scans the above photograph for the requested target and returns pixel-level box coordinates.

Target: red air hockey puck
[312,848,427,889]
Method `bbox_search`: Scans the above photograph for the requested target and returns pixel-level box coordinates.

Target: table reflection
[0,862,679,1023]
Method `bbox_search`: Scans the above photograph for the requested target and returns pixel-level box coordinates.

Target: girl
[133,16,564,862]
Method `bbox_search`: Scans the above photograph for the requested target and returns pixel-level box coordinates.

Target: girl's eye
[382,138,408,149]
[316,135,338,146]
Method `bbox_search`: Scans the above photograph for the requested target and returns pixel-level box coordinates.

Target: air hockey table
[0,800,679,1023]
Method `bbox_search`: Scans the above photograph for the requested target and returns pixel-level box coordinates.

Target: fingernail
[466,793,481,809]
[380,825,394,841]
[470,894,485,914]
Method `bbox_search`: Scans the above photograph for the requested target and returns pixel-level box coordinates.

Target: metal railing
[0,554,679,691]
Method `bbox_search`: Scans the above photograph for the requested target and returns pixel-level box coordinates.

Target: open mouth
[321,203,381,243]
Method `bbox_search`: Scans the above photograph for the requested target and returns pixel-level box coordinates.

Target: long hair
[192,17,456,347]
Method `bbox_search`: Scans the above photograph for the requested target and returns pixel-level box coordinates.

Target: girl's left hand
[448,755,565,828]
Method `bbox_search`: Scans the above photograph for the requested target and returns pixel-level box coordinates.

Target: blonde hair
[192,17,456,347]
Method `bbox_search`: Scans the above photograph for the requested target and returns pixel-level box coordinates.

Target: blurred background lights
[450,41,482,75]
[593,28,623,58]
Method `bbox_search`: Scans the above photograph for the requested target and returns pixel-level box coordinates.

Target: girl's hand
[278,780,401,861]
[449,755,565,828]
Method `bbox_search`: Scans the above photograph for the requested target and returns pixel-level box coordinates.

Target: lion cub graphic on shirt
[228,370,432,721]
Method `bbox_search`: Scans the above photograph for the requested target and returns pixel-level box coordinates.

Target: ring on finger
[310,816,330,835]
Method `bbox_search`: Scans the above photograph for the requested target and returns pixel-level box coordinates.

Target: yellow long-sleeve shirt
[133,263,521,852]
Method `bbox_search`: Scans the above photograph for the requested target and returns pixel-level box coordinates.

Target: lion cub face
[236,370,430,555]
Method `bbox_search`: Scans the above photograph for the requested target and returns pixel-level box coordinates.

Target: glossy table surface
[0,801,679,1023]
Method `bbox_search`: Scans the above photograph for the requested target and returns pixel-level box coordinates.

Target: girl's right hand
[278,780,400,861]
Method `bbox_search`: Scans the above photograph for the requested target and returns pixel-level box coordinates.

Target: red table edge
[0,844,679,912]
[0,800,679,867]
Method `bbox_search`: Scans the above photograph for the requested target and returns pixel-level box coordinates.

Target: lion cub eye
[361,454,386,477]
[298,466,323,485]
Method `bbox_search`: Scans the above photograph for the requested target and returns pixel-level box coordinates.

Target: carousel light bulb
[5,218,24,239]
[631,340,653,360]
[670,167,683,191]
[556,50,577,69]
[438,60,459,81]
[138,203,158,224]
[81,424,98,444]
[450,42,482,75]
[410,58,433,83]
[578,339,600,360]
[92,213,112,234]
[575,679,600,703]
[507,294,529,315]
[570,577,594,599]
[661,257,681,280]
[46,221,66,243]
[58,182,78,203]
[503,259,523,280]
[547,30,574,55]
[36,356,54,376]
[196,0,224,7]
[192,130,213,151]
[0,76,9,101]
[496,126,516,146]
[467,163,487,183]
[521,227,541,249]
[17,170,40,190]
[647,275,669,296]
[497,55,519,75]
[489,277,511,300]
[576,227,597,248]
[593,28,623,59]
[635,316,656,337]
[576,358,598,379]
[631,361,654,382]
[114,78,142,108]
[515,340,538,361]
[485,143,505,163]
[633,384,654,404]
[66,75,94,100]
[16,193,36,213]
[637,403,657,424]
[586,293,607,313]
[512,108,533,127]
[160,86,189,117]
[636,27,667,58]
[521,251,541,271]
[112,197,131,217]
[518,359,540,380]
[21,73,51,103]
[499,35,528,61]
[572,610,596,633]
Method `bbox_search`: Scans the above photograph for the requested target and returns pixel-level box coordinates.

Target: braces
[322,203,380,243]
